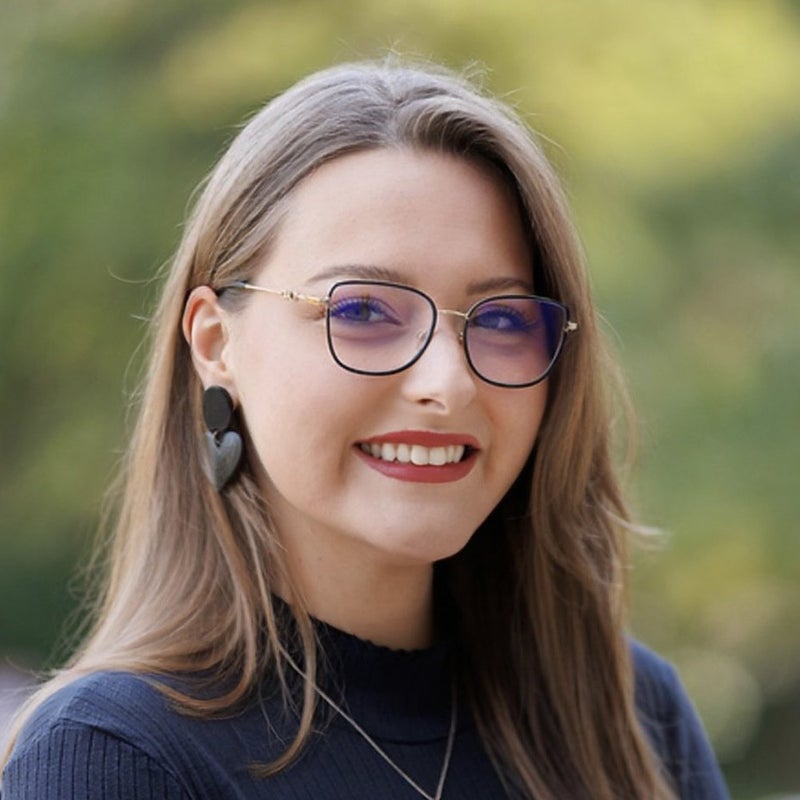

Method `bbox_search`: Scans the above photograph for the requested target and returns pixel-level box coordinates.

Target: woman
[1,60,729,799]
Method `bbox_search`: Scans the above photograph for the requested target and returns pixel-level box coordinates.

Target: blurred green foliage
[1,1,798,797]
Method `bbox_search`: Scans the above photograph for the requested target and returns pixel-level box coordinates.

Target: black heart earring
[202,386,243,491]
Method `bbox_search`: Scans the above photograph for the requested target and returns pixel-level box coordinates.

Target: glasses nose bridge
[409,304,472,382]
[433,307,469,344]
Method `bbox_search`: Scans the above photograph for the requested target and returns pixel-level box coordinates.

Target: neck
[278,557,436,650]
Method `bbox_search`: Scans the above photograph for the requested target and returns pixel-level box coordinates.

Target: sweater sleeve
[1,723,192,800]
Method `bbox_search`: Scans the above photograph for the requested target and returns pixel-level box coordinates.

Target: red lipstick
[355,430,479,484]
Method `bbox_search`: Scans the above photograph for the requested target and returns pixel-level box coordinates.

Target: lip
[355,429,480,484]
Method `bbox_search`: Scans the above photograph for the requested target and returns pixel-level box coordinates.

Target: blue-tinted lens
[327,282,435,374]
[465,296,566,386]
[328,294,404,327]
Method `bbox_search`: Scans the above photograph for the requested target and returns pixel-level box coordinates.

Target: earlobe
[182,286,234,391]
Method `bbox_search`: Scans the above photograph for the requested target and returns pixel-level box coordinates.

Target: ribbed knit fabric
[3,725,190,799]
[1,624,729,799]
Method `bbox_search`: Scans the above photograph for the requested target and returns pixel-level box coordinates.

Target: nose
[400,316,477,411]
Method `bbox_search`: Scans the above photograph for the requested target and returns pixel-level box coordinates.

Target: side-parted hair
[3,60,675,799]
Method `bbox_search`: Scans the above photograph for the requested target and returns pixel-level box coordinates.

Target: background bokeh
[1,1,798,796]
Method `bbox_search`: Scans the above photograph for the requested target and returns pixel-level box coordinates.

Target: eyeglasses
[218,279,577,388]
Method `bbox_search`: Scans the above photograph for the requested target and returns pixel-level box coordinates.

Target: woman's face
[224,148,547,573]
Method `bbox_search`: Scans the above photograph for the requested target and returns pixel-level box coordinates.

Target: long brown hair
[3,60,675,799]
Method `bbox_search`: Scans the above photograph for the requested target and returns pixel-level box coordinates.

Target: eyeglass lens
[326,282,567,387]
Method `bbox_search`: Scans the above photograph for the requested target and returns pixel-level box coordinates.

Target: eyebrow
[466,276,534,295]
[309,264,402,284]
[308,264,534,294]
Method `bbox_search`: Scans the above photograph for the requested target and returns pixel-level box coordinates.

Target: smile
[358,442,466,466]
[354,430,479,483]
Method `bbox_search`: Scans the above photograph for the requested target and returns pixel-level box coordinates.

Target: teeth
[359,442,467,465]
[429,447,447,466]
[410,445,428,465]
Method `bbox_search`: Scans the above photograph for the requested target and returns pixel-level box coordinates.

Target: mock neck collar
[276,597,457,743]
[315,616,453,741]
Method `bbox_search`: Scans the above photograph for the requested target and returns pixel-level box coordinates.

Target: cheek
[239,378,337,500]
[233,332,370,478]
[494,386,548,473]
[230,324,322,453]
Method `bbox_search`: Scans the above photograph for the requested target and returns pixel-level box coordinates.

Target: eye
[470,302,539,333]
[328,294,402,325]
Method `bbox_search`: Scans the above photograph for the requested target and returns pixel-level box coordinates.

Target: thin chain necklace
[283,647,458,800]
[312,677,458,800]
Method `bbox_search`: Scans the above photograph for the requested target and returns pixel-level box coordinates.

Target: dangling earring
[202,386,243,491]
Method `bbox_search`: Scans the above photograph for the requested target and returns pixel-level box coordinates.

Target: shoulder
[631,639,685,716]
[3,672,193,799]
[630,640,730,800]
[14,670,174,753]
[3,670,297,800]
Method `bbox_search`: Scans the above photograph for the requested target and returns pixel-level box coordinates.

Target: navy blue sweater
[2,624,728,799]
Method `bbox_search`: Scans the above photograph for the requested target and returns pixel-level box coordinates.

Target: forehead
[253,148,533,294]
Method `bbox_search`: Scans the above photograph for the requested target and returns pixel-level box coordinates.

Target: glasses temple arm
[222,281,328,308]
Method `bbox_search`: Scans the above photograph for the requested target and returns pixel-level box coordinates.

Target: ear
[182,286,236,394]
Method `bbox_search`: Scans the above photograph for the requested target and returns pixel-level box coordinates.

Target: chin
[376,530,475,567]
